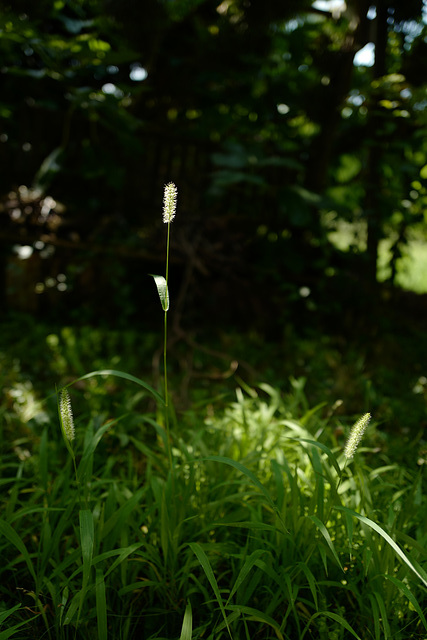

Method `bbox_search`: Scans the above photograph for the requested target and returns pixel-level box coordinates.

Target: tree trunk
[365,1,388,285]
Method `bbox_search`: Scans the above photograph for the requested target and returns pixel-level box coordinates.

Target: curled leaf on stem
[150,274,169,311]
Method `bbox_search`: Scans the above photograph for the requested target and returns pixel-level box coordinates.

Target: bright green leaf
[150,274,169,311]
[336,507,427,587]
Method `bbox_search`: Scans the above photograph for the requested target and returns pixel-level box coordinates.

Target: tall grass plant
[0,185,426,639]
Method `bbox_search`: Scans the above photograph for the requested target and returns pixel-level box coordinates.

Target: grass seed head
[163,182,177,223]
[344,412,371,459]
[59,388,75,443]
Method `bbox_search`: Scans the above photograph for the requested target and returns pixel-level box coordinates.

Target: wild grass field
[1,307,427,640]
[1,190,427,639]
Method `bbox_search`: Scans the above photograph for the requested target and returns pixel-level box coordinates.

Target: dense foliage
[1,0,427,326]
[1,4,427,638]
[1,287,427,638]
[1,335,427,639]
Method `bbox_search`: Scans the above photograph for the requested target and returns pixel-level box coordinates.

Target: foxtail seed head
[344,412,371,459]
[59,388,75,443]
[162,182,177,224]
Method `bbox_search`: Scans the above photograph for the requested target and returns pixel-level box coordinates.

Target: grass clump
[1,383,426,639]
[0,184,426,640]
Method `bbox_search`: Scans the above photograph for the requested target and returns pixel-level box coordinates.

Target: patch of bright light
[130,64,148,81]
[14,245,33,260]
[348,92,365,106]
[102,83,117,94]
[354,42,375,67]
[277,103,290,115]
[285,19,299,33]
[101,83,124,98]
[312,0,344,10]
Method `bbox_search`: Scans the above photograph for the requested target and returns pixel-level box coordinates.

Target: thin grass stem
[164,217,171,409]
[163,186,175,472]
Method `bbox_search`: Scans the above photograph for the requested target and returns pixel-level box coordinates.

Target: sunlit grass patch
[2,373,427,639]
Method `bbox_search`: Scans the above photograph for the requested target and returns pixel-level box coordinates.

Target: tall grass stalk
[163,182,176,409]
[151,181,177,471]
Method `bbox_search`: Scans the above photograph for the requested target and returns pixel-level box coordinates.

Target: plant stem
[164,221,173,471]
[164,220,171,408]
[164,310,168,407]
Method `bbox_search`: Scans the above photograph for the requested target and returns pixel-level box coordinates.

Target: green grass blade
[212,521,280,533]
[308,515,343,571]
[203,456,288,532]
[0,612,39,640]
[157,477,174,564]
[78,418,124,485]
[301,611,361,640]
[39,427,49,492]
[382,574,427,630]
[368,593,381,640]
[214,610,242,634]
[79,509,94,587]
[271,459,285,510]
[336,506,427,587]
[203,456,271,505]
[296,562,318,611]
[92,543,143,578]
[74,509,95,630]
[64,369,165,405]
[0,605,20,627]
[253,559,283,590]
[307,446,325,520]
[63,590,81,625]
[179,601,193,640]
[343,510,354,555]
[225,605,284,640]
[227,549,266,604]
[299,402,328,426]
[189,542,233,640]
[100,487,145,545]
[372,591,391,638]
[0,519,36,583]
[95,567,108,640]
[286,438,341,477]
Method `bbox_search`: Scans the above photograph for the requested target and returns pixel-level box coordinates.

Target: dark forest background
[1,0,426,329]
[1,0,427,433]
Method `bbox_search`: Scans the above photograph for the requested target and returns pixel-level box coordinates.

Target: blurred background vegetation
[1,0,427,436]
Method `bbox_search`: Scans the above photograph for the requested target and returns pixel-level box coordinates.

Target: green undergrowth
[2,157,427,640]
[0,368,426,639]
[2,313,427,452]
[1,303,427,639]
